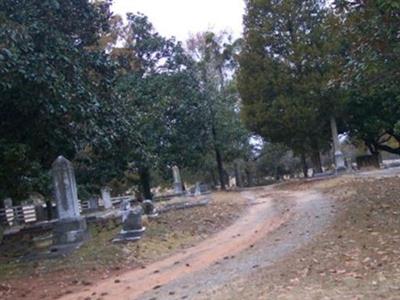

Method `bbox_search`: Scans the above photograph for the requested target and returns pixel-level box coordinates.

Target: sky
[111,0,245,42]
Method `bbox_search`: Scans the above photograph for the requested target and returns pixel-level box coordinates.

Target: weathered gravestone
[346,158,353,172]
[101,187,113,210]
[330,117,346,172]
[199,183,211,194]
[172,165,183,194]
[194,182,201,196]
[51,156,87,248]
[3,198,13,209]
[142,199,158,217]
[113,200,145,242]
[88,197,99,211]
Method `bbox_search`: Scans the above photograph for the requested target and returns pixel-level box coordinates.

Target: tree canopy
[333,0,400,155]
[238,0,337,167]
[2,0,400,203]
[238,0,400,170]
[0,0,124,200]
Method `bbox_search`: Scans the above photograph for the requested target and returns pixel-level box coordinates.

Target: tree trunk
[274,166,280,181]
[309,138,323,174]
[211,170,218,188]
[301,153,308,178]
[245,169,254,187]
[211,124,226,191]
[215,146,226,190]
[311,149,323,174]
[139,166,152,200]
[182,182,186,192]
[234,162,243,187]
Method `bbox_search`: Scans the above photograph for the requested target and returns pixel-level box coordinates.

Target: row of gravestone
[51,156,157,252]
[0,187,135,228]
[2,155,204,252]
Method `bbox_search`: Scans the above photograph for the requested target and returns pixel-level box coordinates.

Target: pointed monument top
[52,155,72,168]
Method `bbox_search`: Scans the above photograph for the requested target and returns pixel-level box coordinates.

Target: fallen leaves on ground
[218,177,400,300]
[0,192,246,300]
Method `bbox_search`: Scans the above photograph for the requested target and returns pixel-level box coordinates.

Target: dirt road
[60,186,334,300]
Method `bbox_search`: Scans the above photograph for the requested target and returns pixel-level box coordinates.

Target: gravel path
[60,186,334,300]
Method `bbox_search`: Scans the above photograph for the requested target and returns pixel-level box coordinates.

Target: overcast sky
[111,0,245,42]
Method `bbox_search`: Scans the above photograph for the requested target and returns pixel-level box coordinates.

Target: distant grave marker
[194,182,201,196]
[101,187,113,210]
[172,166,183,194]
[142,199,158,217]
[3,198,13,209]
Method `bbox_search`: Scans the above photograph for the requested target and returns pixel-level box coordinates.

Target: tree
[0,0,128,202]
[255,143,301,181]
[333,0,400,155]
[187,31,250,189]
[114,13,207,198]
[238,0,341,175]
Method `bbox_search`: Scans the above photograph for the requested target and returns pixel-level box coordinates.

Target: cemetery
[1,0,400,299]
[0,158,216,254]
[0,157,244,299]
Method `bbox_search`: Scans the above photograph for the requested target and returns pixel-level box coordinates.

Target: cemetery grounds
[1,170,400,299]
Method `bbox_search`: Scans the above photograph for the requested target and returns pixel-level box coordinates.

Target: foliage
[115,24,252,192]
[333,0,400,155]
[238,0,343,162]
[0,4,252,201]
[255,143,301,180]
[0,0,126,200]
[112,13,210,197]
[187,31,251,189]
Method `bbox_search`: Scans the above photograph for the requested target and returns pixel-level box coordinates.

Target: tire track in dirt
[59,187,333,300]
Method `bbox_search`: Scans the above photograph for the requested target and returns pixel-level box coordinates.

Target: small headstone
[199,183,210,194]
[3,198,13,209]
[334,150,346,172]
[51,156,87,247]
[142,199,158,217]
[120,198,131,212]
[331,117,346,172]
[346,158,353,171]
[101,187,112,210]
[113,202,145,243]
[194,182,201,196]
[172,166,183,194]
[88,197,99,210]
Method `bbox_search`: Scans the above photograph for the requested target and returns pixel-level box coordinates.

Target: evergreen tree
[187,31,250,189]
[238,0,340,174]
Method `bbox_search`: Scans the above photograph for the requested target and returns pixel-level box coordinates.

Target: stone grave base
[52,217,88,246]
[113,227,146,243]
[147,213,159,218]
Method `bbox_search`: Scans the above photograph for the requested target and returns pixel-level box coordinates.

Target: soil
[54,184,334,300]
[207,175,400,300]
[0,192,246,300]
[2,169,400,300]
